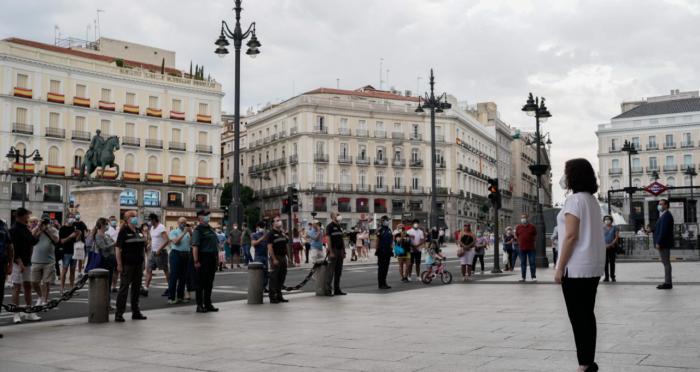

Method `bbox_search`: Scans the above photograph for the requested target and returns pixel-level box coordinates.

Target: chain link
[0,273,90,313]
[283,261,326,291]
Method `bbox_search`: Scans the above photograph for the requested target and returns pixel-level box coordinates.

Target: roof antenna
[96,9,105,43]
[336,78,340,89]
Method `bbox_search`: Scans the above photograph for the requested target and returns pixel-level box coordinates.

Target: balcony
[411,186,424,194]
[314,153,329,163]
[410,159,423,168]
[289,154,298,165]
[646,166,659,173]
[374,130,386,138]
[663,165,678,172]
[196,144,213,154]
[631,166,644,174]
[436,161,446,169]
[374,158,388,166]
[391,131,404,140]
[169,141,186,151]
[646,144,658,151]
[338,155,353,164]
[356,184,371,192]
[436,187,449,195]
[683,165,696,172]
[664,142,676,149]
[608,168,623,175]
[392,158,406,167]
[45,127,65,138]
[312,183,332,191]
[271,133,278,142]
[436,134,445,142]
[338,128,351,136]
[145,139,163,149]
[263,137,270,144]
[12,123,33,135]
[71,130,91,142]
[392,185,407,193]
[314,126,328,134]
[338,183,353,192]
[608,147,620,152]
[278,131,287,139]
[681,141,695,148]
[123,137,141,147]
[409,133,422,141]
[356,156,370,166]
[375,185,388,193]
[290,127,298,135]
[356,129,369,137]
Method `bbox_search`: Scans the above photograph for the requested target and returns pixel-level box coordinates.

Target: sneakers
[167,299,178,305]
[406,276,412,282]
[531,278,537,282]
[196,306,208,313]
[205,306,220,312]
[26,313,41,321]
[13,313,22,324]
[518,278,526,282]
[131,313,147,320]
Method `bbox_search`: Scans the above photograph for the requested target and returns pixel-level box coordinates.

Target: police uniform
[192,220,219,312]
[376,224,394,288]
[325,221,346,295]
[266,228,288,303]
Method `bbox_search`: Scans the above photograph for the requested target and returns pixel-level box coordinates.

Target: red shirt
[515,223,537,251]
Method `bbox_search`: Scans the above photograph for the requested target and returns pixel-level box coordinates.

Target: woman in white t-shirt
[555,158,605,372]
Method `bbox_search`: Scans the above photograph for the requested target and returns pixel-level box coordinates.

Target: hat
[196,209,211,217]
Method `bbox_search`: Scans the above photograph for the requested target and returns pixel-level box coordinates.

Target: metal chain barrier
[283,260,326,291]
[0,273,90,313]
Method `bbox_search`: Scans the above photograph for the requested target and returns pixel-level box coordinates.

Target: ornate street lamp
[6,146,42,209]
[215,0,261,232]
[621,139,639,226]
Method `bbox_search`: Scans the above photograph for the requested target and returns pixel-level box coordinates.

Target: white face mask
[605,220,612,226]
[336,215,343,222]
[413,223,418,229]
[559,174,567,190]
[521,218,527,224]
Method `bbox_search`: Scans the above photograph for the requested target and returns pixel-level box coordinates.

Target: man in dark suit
[653,199,674,289]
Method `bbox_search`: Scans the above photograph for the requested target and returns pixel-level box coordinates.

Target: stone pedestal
[72,186,124,228]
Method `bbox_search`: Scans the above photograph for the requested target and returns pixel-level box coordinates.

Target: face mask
[179,223,186,230]
[559,175,567,190]
[203,215,211,224]
[382,220,389,227]
[130,217,139,226]
[67,218,75,224]
[274,221,282,228]
[521,219,527,224]
[336,215,343,222]
[657,205,663,212]
[110,220,117,227]
[233,225,238,230]
[413,223,418,229]
[605,220,612,225]
[257,227,263,233]
[75,214,81,221]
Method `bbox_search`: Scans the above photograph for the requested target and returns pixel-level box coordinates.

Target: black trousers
[604,249,616,280]
[325,248,344,293]
[116,264,143,316]
[195,252,217,308]
[562,276,600,366]
[304,243,310,263]
[472,254,485,271]
[377,255,391,287]
[269,254,288,301]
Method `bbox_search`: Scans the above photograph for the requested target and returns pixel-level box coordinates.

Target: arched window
[74,149,84,169]
[171,158,181,175]
[148,156,158,173]
[612,179,621,190]
[125,154,135,172]
[632,178,641,187]
[48,146,60,166]
[144,190,161,207]
[198,160,208,177]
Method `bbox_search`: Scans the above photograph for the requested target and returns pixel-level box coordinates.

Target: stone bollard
[315,262,330,296]
[247,262,264,304]
[88,268,109,323]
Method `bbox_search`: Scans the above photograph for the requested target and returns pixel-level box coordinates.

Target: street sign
[644,181,668,196]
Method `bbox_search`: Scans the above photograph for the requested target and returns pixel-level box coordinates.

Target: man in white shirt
[145,213,170,297]
[406,219,425,280]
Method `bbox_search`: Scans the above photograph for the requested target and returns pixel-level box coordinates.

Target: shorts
[149,250,169,271]
[397,255,411,263]
[231,245,241,256]
[11,263,32,284]
[31,263,55,284]
[62,254,76,268]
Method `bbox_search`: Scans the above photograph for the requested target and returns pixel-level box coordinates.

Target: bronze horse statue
[78,135,121,183]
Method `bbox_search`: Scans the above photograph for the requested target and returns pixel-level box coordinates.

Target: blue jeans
[519,250,536,279]
[253,255,269,289]
[511,246,520,269]
[243,244,253,265]
[168,250,190,301]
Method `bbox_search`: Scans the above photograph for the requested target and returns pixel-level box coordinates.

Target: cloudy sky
[3,0,700,203]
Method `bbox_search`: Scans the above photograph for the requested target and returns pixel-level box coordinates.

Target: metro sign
[644,181,668,196]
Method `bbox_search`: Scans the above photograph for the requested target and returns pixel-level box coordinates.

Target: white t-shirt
[556,192,605,278]
[407,228,424,247]
[150,223,167,252]
[107,225,119,242]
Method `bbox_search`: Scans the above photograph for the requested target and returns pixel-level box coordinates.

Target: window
[412,176,420,189]
[172,99,182,112]
[376,171,384,188]
[684,154,693,167]
[393,122,401,132]
[198,131,207,145]
[75,116,86,131]
[15,107,27,124]
[359,120,367,130]
[340,143,348,157]
[377,147,385,161]
[392,200,404,213]
[49,112,59,128]
[149,96,159,108]
[411,148,419,162]
[125,123,135,137]
[48,146,59,166]
[412,124,419,138]
[167,192,184,207]
[667,177,675,187]
[43,184,62,202]
[16,73,28,89]
[101,88,111,102]
[631,137,640,149]
[359,145,367,159]
[611,139,617,150]
[11,183,27,201]
[394,174,402,188]
[340,169,350,184]
[394,147,402,161]
[374,198,387,213]
[74,150,84,169]
[648,135,656,147]
[316,116,325,131]
[171,128,181,142]
[612,159,620,169]
[649,157,657,169]
[143,190,161,207]
[356,198,369,213]
[198,160,208,177]
[683,132,692,145]
[376,121,384,131]
[171,158,181,175]
[126,92,136,105]
[149,126,158,139]
[198,102,208,115]
[315,167,325,184]
[632,158,640,168]
[313,196,327,212]
[338,198,351,213]
[315,141,325,155]
[195,194,209,209]
[120,189,138,206]
[148,156,158,173]
[100,119,110,134]
[359,170,367,186]
[293,143,298,155]
[49,79,61,93]
[340,118,348,130]
[75,84,86,97]
[665,134,674,146]
[665,155,675,166]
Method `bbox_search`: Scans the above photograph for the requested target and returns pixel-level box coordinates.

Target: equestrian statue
[78,129,121,183]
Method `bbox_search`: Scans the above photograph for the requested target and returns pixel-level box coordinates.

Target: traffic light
[488,178,501,209]
[288,187,299,211]
[281,198,290,214]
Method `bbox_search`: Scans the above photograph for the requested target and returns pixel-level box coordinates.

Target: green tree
[221,184,259,225]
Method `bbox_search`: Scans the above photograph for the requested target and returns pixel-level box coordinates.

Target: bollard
[247,262,264,304]
[315,262,330,296]
[88,268,109,323]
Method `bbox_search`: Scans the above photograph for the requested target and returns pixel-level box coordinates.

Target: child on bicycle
[423,240,446,277]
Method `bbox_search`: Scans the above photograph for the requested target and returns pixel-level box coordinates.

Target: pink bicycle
[420,260,453,284]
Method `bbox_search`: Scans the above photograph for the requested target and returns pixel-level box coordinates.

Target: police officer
[191,209,219,313]
[267,216,289,303]
[376,216,394,289]
[325,211,347,296]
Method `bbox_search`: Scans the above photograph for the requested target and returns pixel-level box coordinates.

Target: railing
[290,127,298,135]
[71,130,91,141]
[338,128,351,136]
[338,183,353,192]
[436,187,449,195]
[630,167,644,174]
[609,168,623,175]
[271,133,278,142]
[289,154,298,164]
[375,185,388,193]
[123,137,141,147]
[356,157,370,166]
[278,131,287,138]
[45,127,65,138]
[356,184,371,192]
[374,130,386,138]
[682,165,696,172]
[410,159,423,167]
[196,144,213,154]
[263,137,270,144]
[681,141,695,148]
[356,129,369,137]
[374,158,388,166]
[12,123,33,134]
[392,159,406,167]
[314,126,328,134]
[145,139,163,149]
[391,132,404,140]
[436,134,445,142]
[646,166,659,172]
[663,165,678,172]
[608,147,620,152]
[314,153,329,163]
[338,155,353,164]
[392,186,407,193]
[664,142,676,149]
[409,133,422,141]
[411,186,424,194]
[436,161,446,169]
[312,183,332,191]
[646,144,658,150]
[168,141,186,151]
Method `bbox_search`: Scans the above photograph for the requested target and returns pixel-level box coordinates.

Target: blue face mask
[202,215,210,224]
[130,217,139,226]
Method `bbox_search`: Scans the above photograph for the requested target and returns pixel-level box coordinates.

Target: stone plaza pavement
[1,261,700,372]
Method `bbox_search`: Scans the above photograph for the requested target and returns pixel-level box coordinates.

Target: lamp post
[215,0,261,232]
[6,146,43,209]
[685,166,697,222]
[521,93,551,268]
[414,69,451,230]
[621,139,638,226]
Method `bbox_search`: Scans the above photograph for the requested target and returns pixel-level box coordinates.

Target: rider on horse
[86,129,106,167]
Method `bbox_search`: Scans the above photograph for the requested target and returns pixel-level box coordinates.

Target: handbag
[457,246,465,257]
[73,241,86,261]
[393,245,405,256]
[84,250,103,273]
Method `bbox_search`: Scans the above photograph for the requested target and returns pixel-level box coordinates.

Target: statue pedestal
[72,186,124,228]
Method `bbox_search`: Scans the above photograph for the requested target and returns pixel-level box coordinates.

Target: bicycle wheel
[420,270,432,284]
[441,270,453,284]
